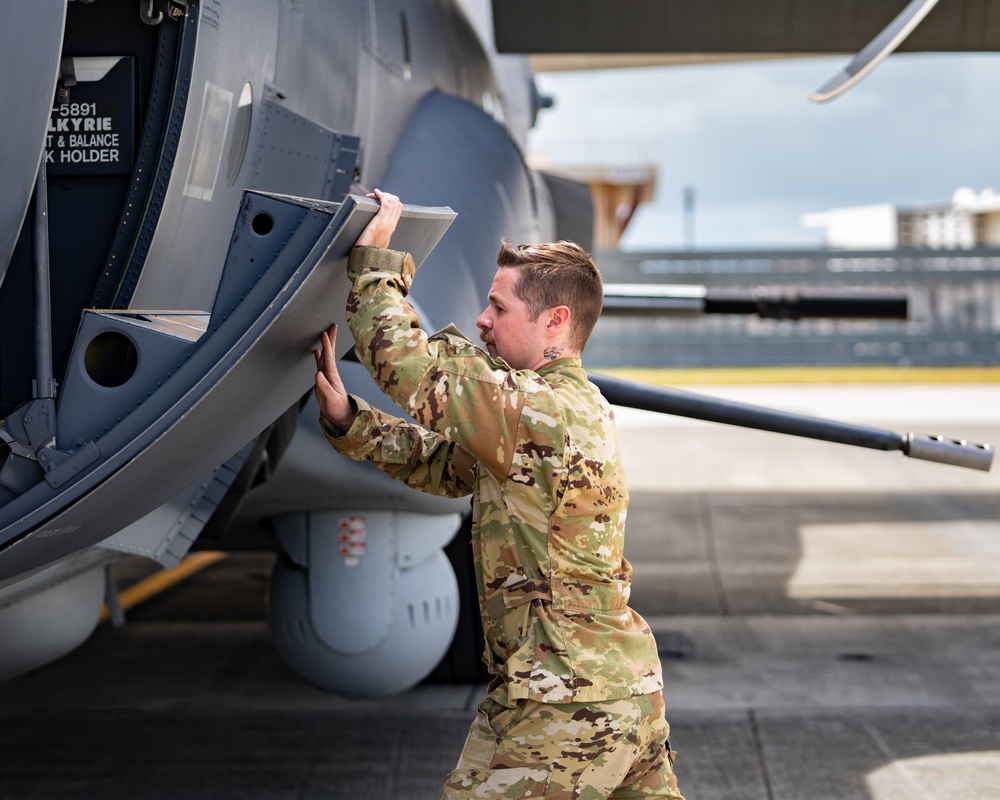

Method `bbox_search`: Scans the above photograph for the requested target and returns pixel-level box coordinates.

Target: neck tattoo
[543,346,563,360]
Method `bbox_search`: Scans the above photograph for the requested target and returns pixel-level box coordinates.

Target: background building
[802,188,1000,250]
[527,174,1000,369]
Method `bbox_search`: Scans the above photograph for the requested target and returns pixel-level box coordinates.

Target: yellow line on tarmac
[100,551,227,623]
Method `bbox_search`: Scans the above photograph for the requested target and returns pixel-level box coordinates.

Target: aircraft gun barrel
[601,285,705,317]
[589,373,993,472]
[904,431,994,471]
[601,285,908,320]
[705,288,908,320]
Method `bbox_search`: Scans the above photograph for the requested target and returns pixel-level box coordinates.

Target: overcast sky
[526,53,1000,250]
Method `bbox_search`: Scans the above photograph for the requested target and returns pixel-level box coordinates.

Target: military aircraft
[0,0,995,697]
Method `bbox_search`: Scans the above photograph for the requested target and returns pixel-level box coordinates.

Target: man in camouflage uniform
[314,190,685,800]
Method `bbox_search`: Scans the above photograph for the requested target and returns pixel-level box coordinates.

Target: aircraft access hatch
[0,193,455,583]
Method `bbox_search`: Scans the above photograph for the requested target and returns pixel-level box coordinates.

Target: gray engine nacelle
[268,510,461,697]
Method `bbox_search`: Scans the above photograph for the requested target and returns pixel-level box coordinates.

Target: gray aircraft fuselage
[0,0,549,580]
[0,0,556,691]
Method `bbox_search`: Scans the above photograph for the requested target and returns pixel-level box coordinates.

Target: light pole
[683,186,695,250]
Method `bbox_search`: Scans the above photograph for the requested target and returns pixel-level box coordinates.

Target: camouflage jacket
[322,245,663,703]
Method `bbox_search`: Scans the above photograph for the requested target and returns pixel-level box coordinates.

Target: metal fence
[585,248,1000,367]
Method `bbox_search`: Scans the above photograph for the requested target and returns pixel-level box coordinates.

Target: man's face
[476,268,550,371]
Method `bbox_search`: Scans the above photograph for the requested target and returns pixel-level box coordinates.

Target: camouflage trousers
[439,691,685,799]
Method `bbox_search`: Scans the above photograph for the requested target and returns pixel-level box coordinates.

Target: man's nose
[476,308,490,329]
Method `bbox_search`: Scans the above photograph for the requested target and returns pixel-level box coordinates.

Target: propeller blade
[809,0,941,103]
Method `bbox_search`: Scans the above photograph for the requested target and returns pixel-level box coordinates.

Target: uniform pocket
[483,603,533,681]
[486,701,525,741]
[440,767,550,799]
[526,604,578,700]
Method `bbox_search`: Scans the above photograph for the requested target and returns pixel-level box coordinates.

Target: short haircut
[495,239,604,351]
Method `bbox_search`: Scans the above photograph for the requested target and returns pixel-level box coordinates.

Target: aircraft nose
[0,1,67,283]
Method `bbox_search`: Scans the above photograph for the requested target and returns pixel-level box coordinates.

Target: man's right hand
[314,323,356,432]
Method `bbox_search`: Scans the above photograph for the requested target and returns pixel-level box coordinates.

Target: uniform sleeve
[346,246,524,482]
[321,395,477,498]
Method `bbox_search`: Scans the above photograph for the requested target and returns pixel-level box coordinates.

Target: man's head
[476,239,603,370]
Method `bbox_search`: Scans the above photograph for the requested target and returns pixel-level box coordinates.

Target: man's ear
[545,305,572,336]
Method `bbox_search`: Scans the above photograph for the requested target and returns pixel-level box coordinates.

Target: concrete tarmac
[1,382,998,799]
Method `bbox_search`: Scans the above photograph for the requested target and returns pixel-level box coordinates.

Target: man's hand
[355,188,403,249]
[314,323,356,432]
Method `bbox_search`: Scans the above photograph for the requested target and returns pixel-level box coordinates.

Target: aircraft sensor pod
[268,510,460,697]
[0,561,106,682]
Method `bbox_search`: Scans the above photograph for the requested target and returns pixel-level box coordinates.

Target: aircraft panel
[0,1,66,284]
[129,1,280,311]
[0,194,455,583]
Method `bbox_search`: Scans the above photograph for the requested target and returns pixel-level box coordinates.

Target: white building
[800,188,1000,249]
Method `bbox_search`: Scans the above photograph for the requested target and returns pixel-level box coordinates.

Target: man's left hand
[356,188,402,249]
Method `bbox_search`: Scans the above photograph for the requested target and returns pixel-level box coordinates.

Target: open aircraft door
[0,194,455,583]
